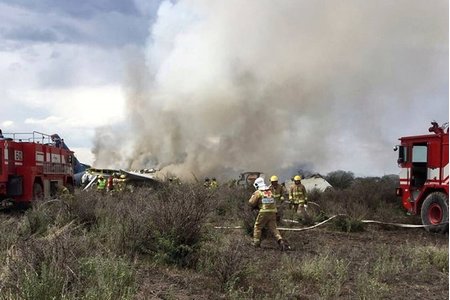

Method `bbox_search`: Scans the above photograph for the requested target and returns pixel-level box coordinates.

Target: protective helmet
[270,175,279,182]
[253,177,267,190]
[99,175,104,179]
[120,174,126,179]
[294,175,302,181]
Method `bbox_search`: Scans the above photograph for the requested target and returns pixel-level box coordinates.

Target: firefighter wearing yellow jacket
[269,175,287,224]
[249,177,289,251]
[289,175,308,215]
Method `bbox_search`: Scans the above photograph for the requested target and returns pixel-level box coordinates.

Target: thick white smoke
[93,0,448,180]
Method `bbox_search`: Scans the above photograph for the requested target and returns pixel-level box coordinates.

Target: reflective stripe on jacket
[269,184,285,205]
[249,190,277,213]
[289,184,307,204]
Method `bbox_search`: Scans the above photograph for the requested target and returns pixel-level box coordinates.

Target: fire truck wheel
[421,192,449,233]
[33,183,44,201]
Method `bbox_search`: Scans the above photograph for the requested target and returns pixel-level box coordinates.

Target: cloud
[0,1,155,48]
[25,116,62,125]
[20,85,126,128]
[1,121,14,128]
[0,1,160,166]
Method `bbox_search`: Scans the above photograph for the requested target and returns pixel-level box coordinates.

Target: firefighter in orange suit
[289,175,308,216]
[269,175,287,224]
[249,177,289,251]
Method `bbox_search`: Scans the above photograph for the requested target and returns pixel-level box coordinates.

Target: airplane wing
[120,169,163,188]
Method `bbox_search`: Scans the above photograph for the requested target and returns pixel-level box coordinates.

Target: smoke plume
[93,0,448,180]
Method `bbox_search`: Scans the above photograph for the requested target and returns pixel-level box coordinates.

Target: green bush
[19,263,67,300]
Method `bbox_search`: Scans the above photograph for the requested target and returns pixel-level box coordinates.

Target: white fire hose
[214,201,448,231]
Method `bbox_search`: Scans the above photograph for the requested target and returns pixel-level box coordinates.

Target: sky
[0,0,448,180]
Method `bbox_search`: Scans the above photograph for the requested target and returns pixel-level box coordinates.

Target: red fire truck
[394,122,449,232]
[0,131,74,207]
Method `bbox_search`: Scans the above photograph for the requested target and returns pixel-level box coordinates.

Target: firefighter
[210,177,219,189]
[97,175,107,193]
[55,181,70,197]
[289,175,309,219]
[107,175,114,192]
[269,175,287,224]
[116,174,127,192]
[204,177,210,188]
[249,177,289,251]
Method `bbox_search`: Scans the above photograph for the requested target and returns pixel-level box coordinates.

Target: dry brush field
[0,176,448,299]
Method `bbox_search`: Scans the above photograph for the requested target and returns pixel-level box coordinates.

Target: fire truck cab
[394,122,449,232]
[0,131,74,207]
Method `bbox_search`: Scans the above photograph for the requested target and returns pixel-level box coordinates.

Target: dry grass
[0,175,447,299]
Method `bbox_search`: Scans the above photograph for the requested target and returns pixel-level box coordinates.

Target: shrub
[0,225,86,299]
[147,184,213,267]
[332,215,366,232]
[197,234,249,291]
[91,189,153,257]
[355,272,389,299]
[21,199,72,236]
[412,245,449,273]
[65,190,102,228]
[372,246,405,281]
[274,252,349,299]
[0,217,20,255]
[78,255,136,300]
[18,263,67,300]
[309,174,403,225]
[325,170,355,190]
[213,185,249,222]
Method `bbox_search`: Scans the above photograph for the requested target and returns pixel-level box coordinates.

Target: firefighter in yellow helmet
[249,177,289,251]
[116,174,127,192]
[289,175,308,217]
[269,175,287,224]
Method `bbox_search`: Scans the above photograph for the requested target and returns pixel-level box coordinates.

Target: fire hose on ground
[214,202,449,231]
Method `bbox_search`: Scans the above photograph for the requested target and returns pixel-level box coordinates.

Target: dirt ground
[136,224,449,300]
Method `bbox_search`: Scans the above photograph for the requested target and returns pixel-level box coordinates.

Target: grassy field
[0,176,447,299]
